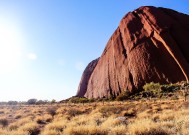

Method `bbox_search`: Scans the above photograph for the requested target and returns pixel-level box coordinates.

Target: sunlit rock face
[77,6,189,98]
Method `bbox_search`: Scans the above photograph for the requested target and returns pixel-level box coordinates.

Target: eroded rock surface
[76,58,99,97]
[77,6,189,98]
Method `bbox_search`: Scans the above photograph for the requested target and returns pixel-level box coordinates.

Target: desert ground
[0,99,189,135]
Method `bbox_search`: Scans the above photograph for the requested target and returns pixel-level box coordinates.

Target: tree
[7,101,18,105]
[51,99,56,104]
[27,99,37,105]
[36,100,45,105]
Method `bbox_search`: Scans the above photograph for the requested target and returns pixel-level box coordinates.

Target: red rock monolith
[77,6,189,98]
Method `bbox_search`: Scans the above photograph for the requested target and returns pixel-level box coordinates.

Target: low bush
[141,82,185,99]
[143,82,162,98]
[67,108,83,117]
[68,96,90,104]
[46,107,57,117]
[116,91,131,101]
[0,118,8,127]
[161,83,180,93]
[99,106,125,117]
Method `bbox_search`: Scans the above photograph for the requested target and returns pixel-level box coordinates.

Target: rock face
[76,6,189,98]
[76,58,99,97]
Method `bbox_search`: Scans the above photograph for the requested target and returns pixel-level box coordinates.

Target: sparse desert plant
[43,120,67,132]
[68,96,90,104]
[99,106,124,117]
[67,108,83,117]
[35,116,46,124]
[35,114,53,124]
[47,107,57,117]
[123,109,136,118]
[1,97,189,134]
[116,91,131,101]
[44,114,53,122]
[0,118,8,127]
[19,122,40,135]
[127,118,169,135]
[9,123,19,130]
[15,114,22,119]
[159,113,175,121]
[16,117,33,126]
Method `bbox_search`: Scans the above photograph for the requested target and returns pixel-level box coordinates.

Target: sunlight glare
[0,19,23,74]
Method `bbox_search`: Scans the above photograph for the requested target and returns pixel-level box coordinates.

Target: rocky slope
[77,6,189,98]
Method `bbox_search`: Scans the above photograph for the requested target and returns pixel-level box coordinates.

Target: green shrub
[68,97,90,103]
[161,83,180,93]
[142,82,187,99]
[143,82,162,98]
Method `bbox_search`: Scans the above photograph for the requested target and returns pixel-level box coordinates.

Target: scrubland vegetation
[0,99,189,135]
[0,82,189,135]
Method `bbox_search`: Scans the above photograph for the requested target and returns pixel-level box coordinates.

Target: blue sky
[0,1,188,101]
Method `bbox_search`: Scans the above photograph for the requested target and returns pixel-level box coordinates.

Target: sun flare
[0,19,23,74]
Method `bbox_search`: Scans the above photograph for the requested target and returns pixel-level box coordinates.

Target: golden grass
[0,99,189,134]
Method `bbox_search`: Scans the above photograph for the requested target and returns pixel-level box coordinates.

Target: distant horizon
[0,98,56,102]
[0,1,189,101]
[0,99,55,103]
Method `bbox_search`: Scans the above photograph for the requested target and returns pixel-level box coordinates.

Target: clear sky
[0,1,188,101]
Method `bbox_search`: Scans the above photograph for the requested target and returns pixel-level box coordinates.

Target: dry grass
[0,100,189,134]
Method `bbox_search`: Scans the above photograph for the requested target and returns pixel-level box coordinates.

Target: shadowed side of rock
[76,58,99,97]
